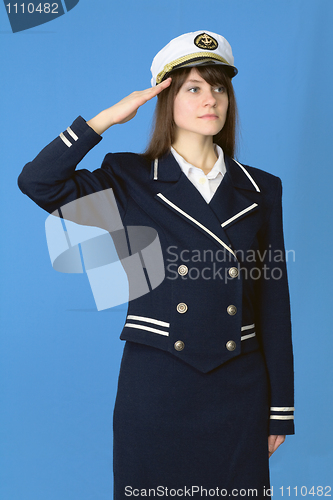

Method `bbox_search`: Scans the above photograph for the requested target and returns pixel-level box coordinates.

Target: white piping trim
[270,415,294,420]
[270,407,295,412]
[59,132,72,148]
[157,193,237,260]
[241,332,256,341]
[241,323,255,332]
[221,203,258,228]
[233,159,260,192]
[67,127,78,141]
[153,159,158,180]
[127,315,169,328]
[124,322,169,336]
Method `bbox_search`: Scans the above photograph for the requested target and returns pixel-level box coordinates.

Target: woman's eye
[188,87,199,93]
[215,86,226,93]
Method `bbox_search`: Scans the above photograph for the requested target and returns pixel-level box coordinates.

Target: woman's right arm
[17,78,172,214]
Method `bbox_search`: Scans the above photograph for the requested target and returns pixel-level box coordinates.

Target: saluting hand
[87,78,172,135]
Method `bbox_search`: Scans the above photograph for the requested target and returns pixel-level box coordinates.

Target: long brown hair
[143,65,238,160]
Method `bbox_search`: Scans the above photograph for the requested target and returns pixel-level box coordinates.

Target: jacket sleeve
[17,116,128,219]
[257,179,295,435]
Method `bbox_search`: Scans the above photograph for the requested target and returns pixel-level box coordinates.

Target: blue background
[1,0,332,498]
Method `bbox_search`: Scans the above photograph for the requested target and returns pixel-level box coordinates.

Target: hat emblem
[194,33,218,50]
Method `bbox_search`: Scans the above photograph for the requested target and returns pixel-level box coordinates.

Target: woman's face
[173,67,229,140]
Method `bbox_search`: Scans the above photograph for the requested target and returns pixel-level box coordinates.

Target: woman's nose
[203,90,217,107]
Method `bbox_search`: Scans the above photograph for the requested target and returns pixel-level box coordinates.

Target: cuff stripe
[67,126,78,141]
[270,415,294,420]
[270,407,295,411]
[59,132,72,148]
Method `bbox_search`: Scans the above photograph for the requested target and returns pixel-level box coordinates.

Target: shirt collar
[171,145,226,179]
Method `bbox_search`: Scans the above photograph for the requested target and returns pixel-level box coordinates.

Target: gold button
[226,340,236,351]
[227,305,237,316]
[228,267,239,278]
[174,340,185,351]
[177,302,188,313]
[198,177,207,185]
[178,265,188,276]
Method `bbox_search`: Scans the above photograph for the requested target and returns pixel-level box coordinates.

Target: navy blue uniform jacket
[18,116,295,436]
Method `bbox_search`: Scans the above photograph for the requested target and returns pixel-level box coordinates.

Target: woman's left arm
[257,178,295,437]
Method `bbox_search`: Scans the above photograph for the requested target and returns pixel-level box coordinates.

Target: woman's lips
[199,114,219,119]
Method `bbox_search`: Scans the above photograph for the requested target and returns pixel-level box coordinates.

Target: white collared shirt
[171,145,226,203]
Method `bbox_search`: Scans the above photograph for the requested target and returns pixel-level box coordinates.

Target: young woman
[18,31,294,499]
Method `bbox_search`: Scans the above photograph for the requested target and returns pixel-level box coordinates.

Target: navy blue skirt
[113,342,270,499]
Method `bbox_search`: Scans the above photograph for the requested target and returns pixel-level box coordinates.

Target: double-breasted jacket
[18,116,295,436]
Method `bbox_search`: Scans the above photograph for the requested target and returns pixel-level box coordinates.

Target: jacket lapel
[209,156,263,254]
[151,153,262,260]
[209,156,261,227]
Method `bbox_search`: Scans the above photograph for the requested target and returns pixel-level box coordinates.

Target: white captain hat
[150,30,238,86]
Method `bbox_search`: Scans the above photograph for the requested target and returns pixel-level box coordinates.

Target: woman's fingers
[114,78,172,125]
[132,78,172,100]
[148,77,173,98]
[268,435,286,458]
